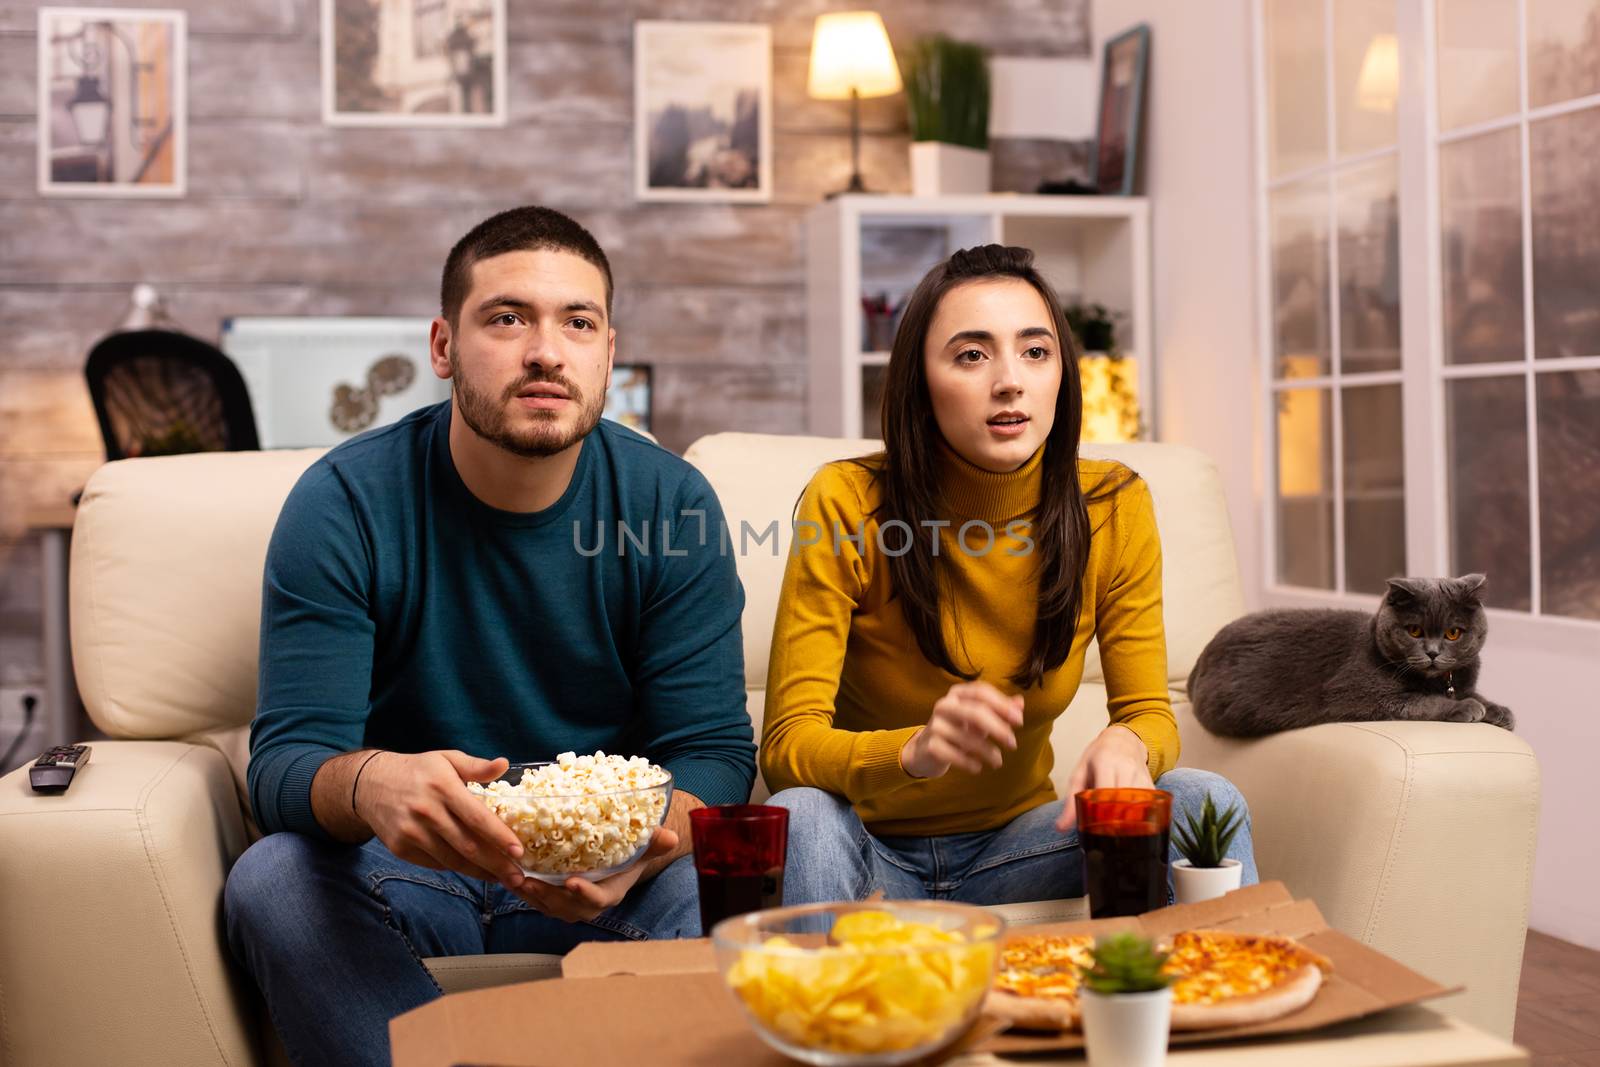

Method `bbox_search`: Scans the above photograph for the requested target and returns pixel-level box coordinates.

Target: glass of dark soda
[689,804,789,935]
[1075,788,1173,919]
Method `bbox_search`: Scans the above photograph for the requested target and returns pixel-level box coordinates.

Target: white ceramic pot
[909,141,991,196]
[1171,858,1243,904]
[1080,985,1172,1067]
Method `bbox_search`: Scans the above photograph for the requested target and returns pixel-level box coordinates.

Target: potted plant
[1171,794,1245,903]
[904,35,990,196]
[1066,301,1142,441]
[1065,301,1121,356]
[1078,932,1173,1067]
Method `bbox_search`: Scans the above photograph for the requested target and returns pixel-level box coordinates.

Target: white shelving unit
[806,194,1153,440]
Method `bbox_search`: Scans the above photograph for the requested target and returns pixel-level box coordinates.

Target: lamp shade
[1357,33,1399,112]
[807,11,903,100]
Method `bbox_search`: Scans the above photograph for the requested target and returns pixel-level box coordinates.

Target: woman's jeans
[765,767,1259,907]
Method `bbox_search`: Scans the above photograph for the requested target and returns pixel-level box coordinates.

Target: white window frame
[1251,0,1600,655]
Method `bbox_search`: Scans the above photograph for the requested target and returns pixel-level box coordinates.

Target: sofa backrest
[71,447,327,739]
[683,433,1246,692]
[70,434,1244,746]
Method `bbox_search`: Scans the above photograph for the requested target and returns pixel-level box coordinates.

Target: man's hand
[318,748,529,888]
[510,827,678,922]
[1055,724,1153,832]
[900,681,1023,779]
[510,789,703,923]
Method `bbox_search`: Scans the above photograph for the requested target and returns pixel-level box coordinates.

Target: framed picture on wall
[220,316,450,448]
[36,7,187,198]
[322,0,506,127]
[604,363,653,433]
[1091,23,1150,196]
[634,21,772,203]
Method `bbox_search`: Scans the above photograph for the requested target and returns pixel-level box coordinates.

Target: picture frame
[634,21,772,203]
[36,7,187,198]
[322,0,506,128]
[604,363,653,434]
[220,316,449,449]
[1091,23,1150,197]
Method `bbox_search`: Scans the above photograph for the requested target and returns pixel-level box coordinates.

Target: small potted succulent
[1078,932,1173,1067]
[1171,794,1245,903]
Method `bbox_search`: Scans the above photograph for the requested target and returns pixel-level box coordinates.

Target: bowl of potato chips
[711,901,1004,1066]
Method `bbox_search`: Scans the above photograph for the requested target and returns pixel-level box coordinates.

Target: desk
[26,506,86,750]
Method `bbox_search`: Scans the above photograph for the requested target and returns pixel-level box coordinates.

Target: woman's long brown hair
[866,244,1136,690]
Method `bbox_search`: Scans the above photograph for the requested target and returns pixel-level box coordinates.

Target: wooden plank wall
[0,0,1090,689]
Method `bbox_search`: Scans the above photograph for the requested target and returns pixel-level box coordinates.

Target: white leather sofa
[0,433,1539,1066]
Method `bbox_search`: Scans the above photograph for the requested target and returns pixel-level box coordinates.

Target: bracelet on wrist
[351,750,383,815]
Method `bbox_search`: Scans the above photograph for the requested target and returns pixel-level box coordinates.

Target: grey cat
[1188,574,1515,737]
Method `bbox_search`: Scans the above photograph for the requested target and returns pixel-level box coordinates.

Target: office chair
[84,329,259,461]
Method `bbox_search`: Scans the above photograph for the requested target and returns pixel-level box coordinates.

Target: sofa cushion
[681,433,883,691]
[71,448,327,738]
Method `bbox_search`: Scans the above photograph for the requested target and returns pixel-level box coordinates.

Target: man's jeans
[766,768,1260,906]
[224,834,699,1067]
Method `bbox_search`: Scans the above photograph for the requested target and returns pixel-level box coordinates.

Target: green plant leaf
[903,35,990,149]
[1172,794,1243,869]
[1079,932,1173,994]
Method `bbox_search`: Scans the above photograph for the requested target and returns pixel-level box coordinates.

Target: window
[1258,0,1600,625]
[1263,0,1406,596]
[1437,0,1600,619]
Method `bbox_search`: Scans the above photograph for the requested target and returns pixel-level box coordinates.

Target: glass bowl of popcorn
[712,901,1004,1066]
[467,752,673,884]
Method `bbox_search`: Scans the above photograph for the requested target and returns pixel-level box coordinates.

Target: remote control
[30,744,91,794]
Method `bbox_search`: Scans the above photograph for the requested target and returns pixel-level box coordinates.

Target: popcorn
[468,752,671,877]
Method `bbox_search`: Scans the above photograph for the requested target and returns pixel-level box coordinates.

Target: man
[225,206,754,1066]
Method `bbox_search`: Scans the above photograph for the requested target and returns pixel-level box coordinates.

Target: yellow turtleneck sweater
[759,444,1178,836]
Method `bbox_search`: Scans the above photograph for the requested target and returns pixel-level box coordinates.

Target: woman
[760,244,1257,906]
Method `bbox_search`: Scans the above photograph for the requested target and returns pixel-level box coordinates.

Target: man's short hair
[440,206,614,327]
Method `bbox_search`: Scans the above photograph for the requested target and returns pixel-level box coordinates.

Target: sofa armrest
[0,741,259,1067]
[1176,704,1539,1040]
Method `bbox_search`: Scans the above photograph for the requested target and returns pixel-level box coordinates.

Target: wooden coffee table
[956,1004,1528,1065]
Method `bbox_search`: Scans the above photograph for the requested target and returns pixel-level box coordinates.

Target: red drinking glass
[1075,788,1173,918]
[689,804,789,935]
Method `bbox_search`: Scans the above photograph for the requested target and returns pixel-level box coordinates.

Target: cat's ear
[1385,577,1428,605]
[1449,573,1488,603]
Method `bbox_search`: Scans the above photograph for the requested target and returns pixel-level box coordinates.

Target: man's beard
[449,343,605,458]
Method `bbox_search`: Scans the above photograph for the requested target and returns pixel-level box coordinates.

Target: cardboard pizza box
[389,881,1461,1066]
[981,881,1463,1054]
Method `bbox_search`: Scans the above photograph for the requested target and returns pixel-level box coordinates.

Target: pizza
[986,934,1098,1030]
[985,929,1333,1032]
[1161,930,1333,1029]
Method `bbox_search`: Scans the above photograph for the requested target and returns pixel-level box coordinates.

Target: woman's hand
[1055,725,1153,831]
[900,681,1024,779]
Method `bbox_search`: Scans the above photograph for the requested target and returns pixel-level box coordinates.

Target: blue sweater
[247,402,755,838]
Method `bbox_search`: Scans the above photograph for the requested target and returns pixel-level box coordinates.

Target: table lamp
[808,11,902,195]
